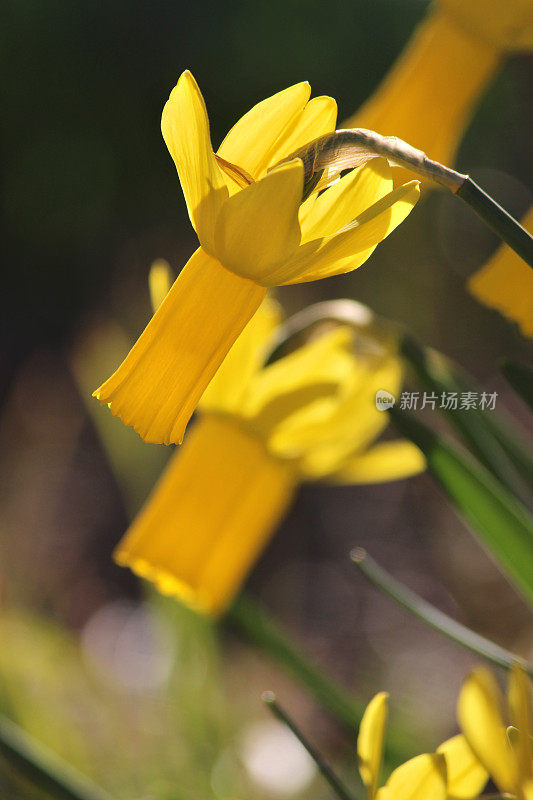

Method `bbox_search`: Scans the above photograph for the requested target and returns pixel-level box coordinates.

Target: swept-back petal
[214,159,303,284]
[266,95,337,169]
[384,754,447,800]
[329,440,425,485]
[199,296,282,415]
[299,158,393,242]
[93,248,265,445]
[217,82,311,178]
[508,664,533,778]
[162,71,228,253]
[458,668,518,793]
[437,735,488,800]
[273,354,403,462]
[468,207,533,339]
[114,415,297,616]
[245,327,353,421]
[271,181,420,285]
[357,692,389,800]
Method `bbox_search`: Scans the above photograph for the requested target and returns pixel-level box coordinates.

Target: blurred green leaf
[0,716,114,800]
[390,407,533,607]
[501,360,533,412]
[400,335,533,498]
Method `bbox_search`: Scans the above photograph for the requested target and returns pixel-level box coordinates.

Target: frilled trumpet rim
[93,248,265,444]
[114,414,297,616]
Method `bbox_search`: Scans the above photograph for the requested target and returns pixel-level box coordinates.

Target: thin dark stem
[262,692,358,800]
[456,179,533,270]
[351,548,533,677]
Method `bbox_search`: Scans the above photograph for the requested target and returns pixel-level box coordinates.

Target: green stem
[351,548,533,677]
[262,692,359,800]
[228,594,364,729]
[0,715,114,800]
[456,178,533,270]
[285,130,533,267]
[227,594,415,763]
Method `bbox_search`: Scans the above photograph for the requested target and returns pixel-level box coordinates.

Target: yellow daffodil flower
[94,71,420,445]
[358,692,488,800]
[468,208,533,338]
[113,269,424,615]
[458,664,533,799]
[344,0,533,182]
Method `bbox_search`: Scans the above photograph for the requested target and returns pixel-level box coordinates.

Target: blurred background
[1,0,532,797]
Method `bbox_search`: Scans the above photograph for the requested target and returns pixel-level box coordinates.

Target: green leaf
[400,335,533,497]
[501,359,533,412]
[390,407,533,608]
[0,716,114,800]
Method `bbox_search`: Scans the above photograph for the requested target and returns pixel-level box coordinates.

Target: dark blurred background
[1,0,532,797]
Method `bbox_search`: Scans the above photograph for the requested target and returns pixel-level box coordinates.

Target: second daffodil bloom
[345,0,533,183]
[458,664,533,800]
[94,71,420,445]
[114,283,425,616]
[357,692,488,800]
[468,208,533,338]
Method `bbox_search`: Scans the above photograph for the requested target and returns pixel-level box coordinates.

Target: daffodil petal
[148,259,173,312]
[161,71,228,253]
[329,440,425,485]
[266,95,337,168]
[93,248,266,445]
[246,327,354,421]
[273,354,403,462]
[218,82,311,178]
[458,668,518,793]
[199,296,282,415]
[300,158,393,242]
[214,159,303,284]
[468,207,533,338]
[508,663,533,778]
[114,415,297,616]
[275,181,420,285]
[385,753,447,800]
[357,692,388,799]
[437,734,489,800]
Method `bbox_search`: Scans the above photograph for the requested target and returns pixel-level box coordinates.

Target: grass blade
[400,335,533,496]
[390,407,533,607]
[351,548,532,676]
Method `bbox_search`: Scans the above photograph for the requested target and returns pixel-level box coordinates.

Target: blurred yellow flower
[458,664,533,799]
[114,274,424,615]
[345,0,533,181]
[94,70,419,445]
[358,692,488,800]
[469,208,533,338]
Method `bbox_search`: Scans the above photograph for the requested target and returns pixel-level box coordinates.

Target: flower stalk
[285,129,533,269]
[262,691,359,800]
[351,548,533,677]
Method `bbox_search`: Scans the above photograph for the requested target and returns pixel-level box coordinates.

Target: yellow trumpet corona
[114,284,424,616]
[94,71,419,445]
[345,0,533,182]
